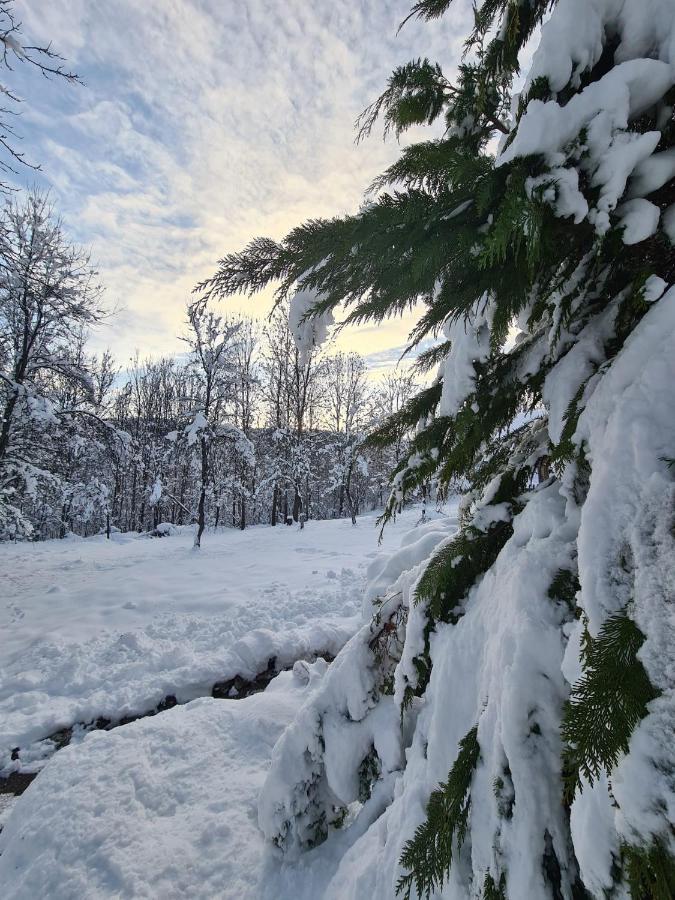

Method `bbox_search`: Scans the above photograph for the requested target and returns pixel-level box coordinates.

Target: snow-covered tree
[257,301,327,524]
[181,299,242,548]
[324,352,370,523]
[0,191,106,537]
[201,0,675,896]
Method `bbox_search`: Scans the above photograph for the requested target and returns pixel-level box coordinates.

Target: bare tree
[0,1,80,188]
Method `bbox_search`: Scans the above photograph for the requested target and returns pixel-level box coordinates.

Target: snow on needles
[500,0,675,239]
[437,300,492,418]
[566,291,675,891]
[288,287,334,367]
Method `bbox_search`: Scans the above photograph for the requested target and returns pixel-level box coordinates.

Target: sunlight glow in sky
[15,0,471,370]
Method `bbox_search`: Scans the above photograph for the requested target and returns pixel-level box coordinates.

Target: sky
[10,0,472,372]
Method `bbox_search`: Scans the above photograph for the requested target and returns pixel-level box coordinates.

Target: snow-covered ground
[0,678,313,898]
[1,511,436,767]
[0,504,459,897]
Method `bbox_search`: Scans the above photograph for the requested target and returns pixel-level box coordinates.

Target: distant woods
[0,192,420,541]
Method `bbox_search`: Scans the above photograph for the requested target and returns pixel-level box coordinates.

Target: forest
[0,191,419,542]
[1,0,674,898]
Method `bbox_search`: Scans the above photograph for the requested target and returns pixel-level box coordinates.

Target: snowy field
[0,505,458,898]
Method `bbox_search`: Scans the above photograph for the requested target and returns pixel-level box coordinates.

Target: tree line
[0,191,419,541]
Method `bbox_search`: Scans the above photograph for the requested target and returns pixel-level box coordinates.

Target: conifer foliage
[397,725,480,900]
[203,0,675,896]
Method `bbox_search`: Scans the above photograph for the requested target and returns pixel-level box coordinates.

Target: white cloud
[13,0,472,366]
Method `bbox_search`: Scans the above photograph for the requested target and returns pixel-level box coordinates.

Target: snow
[148,476,162,505]
[0,505,459,898]
[362,515,457,618]
[437,301,492,418]
[628,147,675,198]
[500,60,668,235]
[525,0,675,95]
[1,34,24,57]
[185,410,208,446]
[542,301,617,445]
[0,510,434,772]
[288,287,334,366]
[499,0,675,238]
[0,679,306,899]
[616,198,660,244]
[567,290,675,885]
[643,274,668,304]
[663,203,675,243]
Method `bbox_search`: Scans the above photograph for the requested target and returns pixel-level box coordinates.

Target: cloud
[11,0,472,365]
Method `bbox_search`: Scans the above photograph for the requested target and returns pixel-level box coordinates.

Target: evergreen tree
[204,1,675,895]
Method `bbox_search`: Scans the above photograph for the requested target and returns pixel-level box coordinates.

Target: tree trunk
[130,466,138,532]
[271,483,278,526]
[292,484,302,523]
[240,495,246,531]
[0,389,18,466]
[195,435,207,548]
[345,460,357,526]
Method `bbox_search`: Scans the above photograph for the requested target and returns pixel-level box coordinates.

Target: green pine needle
[622,839,675,900]
[397,726,481,899]
[562,612,659,799]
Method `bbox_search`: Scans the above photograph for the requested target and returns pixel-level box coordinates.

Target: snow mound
[363,515,458,617]
[258,510,459,859]
[0,673,315,899]
[0,610,359,773]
